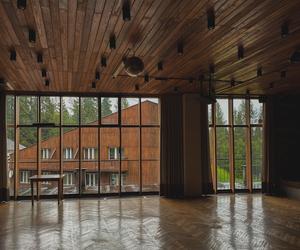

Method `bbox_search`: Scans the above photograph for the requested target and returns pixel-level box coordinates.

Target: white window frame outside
[86,173,97,187]
[64,147,73,160]
[20,170,30,184]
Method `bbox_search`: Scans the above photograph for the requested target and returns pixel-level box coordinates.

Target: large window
[6,96,160,197]
[209,98,263,192]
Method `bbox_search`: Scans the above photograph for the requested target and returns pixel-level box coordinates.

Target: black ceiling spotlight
[95,71,100,80]
[257,67,262,77]
[280,70,286,79]
[122,0,131,21]
[37,53,43,63]
[45,79,50,86]
[290,50,300,63]
[41,68,47,77]
[231,78,235,86]
[92,81,96,89]
[207,8,215,30]
[177,41,183,55]
[238,45,244,59]
[281,22,289,38]
[101,55,107,67]
[10,50,17,61]
[109,34,116,49]
[209,63,215,74]
[135,84,139,91]
[17,0,26,10]
[29,28,36,43]
[144,74,149,82]
[157,61,163,71]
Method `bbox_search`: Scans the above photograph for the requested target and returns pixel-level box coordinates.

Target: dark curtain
[160,94,184,197]
[262,97,279,194]
[199,98,213,194]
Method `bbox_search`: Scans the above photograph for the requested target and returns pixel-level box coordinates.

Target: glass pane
[40,96,60,124]
[233,99,246,125]
[62,97,79,125]
[63,127,79,194]
[121,128,140,192]
[209,127,214,189]
[7,127,15,196]
[101,97,118,124]
[142,128,160,192]
[6,95,14,125]
[81,97,98,125]
[40,128,60,195]
[81,128,98,194]
[252,127,263,189]
[234,127,247,189]
[216,99,228,125]
[216,127,230,190]
[18,127,37,196]
[141,98,159,125]
[250,99,263,124]
[19,96,38,125]
[121,98,139,125]
[208,104,212,125]
[100,128,120,194]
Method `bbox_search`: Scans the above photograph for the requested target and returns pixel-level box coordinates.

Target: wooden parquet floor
[0,194,300,250]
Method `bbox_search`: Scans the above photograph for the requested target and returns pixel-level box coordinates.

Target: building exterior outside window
[20,171,29,184]
[86,173,97,186]
[64,148,73,159]
[83,148,97,160]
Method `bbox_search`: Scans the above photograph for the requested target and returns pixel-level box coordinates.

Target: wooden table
[30,174,65,206]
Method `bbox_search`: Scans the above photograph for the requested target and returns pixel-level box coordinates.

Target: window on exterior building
[20,171,30,184]
[83,148,97,160]
[108,147,124,160]
[86,173,97,186]
[41,148,51,159]
[64,147,73,159]
[64,173,74,186]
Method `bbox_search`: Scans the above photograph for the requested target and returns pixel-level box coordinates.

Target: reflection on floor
[0,194,300,249]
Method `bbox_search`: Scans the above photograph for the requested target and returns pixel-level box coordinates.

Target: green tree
[81,98,98,124]
[101,97,112,117]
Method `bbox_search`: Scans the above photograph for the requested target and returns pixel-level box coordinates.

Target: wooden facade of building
[10,101,160,195]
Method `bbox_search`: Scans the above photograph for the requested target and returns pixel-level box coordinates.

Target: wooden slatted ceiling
[0,0,300,95]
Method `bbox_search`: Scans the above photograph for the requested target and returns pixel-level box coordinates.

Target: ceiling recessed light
[122,0,131,21]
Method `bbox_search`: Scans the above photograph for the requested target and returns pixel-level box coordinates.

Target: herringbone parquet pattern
[0,194,300,250]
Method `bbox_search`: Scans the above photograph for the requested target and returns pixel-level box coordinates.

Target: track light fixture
[10,50,16,61]
[281,22,289,38]
[45,79,50,86]
[109,34,116,49]
[157,61,163,71]
[29,29,36,43]
[280,71,286,79]
[95,71,100,80]
[231,79,235,86]
[144,74,149,82]
[17,0,26,10]
[207,9,215,30]
[238,45,244,59]
[257,67,262,77]
[135,84,139,91]
[41,69,47,77]
[122,0,131,21]
[101,55,107,67]
[177,41,183,55]
[37,53,43,63]
[92,82,96,89]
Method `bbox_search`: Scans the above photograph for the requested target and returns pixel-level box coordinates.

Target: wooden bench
[29,174,65,206]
